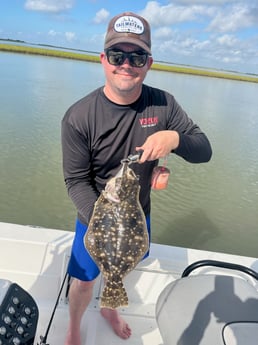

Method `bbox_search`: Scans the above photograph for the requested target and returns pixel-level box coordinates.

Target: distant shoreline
[1,42,258,84]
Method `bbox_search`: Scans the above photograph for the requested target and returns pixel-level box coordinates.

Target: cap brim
[104,37,151,54]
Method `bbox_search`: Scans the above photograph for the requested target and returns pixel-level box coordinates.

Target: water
[1,52,258,257]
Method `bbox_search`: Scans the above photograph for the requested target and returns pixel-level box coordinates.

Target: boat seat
[156,260,258,345]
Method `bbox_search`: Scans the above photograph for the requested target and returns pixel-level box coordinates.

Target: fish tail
[100,280,128,309]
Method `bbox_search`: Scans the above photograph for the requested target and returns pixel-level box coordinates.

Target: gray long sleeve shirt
[61,84,212,225]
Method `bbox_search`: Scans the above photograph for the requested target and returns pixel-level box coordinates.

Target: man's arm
[137,92,212,163]
[61,119,98,224]
[137,130,212,163]
[173,131,212,163]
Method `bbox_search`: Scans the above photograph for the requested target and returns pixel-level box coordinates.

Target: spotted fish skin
[84,163,149,309]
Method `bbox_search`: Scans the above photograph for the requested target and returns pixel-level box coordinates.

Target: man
[61,11,212,345]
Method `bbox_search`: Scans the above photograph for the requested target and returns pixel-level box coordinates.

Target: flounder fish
[84,160,149,309]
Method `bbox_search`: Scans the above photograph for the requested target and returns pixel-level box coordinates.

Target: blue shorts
[67,215,151,281]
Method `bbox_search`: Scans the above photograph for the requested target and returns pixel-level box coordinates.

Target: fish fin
[100,281,128,309]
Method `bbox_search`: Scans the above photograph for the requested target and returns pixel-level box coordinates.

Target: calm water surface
[1,52,258,257]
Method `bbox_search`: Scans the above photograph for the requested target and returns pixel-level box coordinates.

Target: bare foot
[101,308,132,339]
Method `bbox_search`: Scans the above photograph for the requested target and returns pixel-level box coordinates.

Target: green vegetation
[1,43,258,83]
[0,43,100,64]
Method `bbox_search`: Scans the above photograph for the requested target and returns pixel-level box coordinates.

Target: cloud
[152,30,249,72]
[216,34,238,47]
[93,8,110,24]
[48,29,75,40]
[172,0,236,4]
[140,1,215,26]
[46,29,76,46]
[208,4,258,32]
[65,31,76,42]
[154,27,174,40]
[25,0,75,13]
[48,29,58,36]
[138,1,258,72]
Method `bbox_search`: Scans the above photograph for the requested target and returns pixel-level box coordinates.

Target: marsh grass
[1,43,258,83]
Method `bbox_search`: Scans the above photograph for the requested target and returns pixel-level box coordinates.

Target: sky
[1,0,258,74]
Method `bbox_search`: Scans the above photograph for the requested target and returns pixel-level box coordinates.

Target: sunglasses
[105,49,149,68]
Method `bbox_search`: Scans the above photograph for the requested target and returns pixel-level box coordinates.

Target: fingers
[136,146,154,162]
[136,130,179,162]
[136,141,169,162]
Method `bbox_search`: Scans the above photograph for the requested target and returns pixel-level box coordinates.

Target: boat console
[0,279,38,345]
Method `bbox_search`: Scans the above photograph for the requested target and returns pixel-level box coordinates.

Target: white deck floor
[1,222,258,345]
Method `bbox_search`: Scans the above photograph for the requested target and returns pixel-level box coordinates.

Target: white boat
[1,222,258,345]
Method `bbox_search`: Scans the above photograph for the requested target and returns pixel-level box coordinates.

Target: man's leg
[101,308,132,339]
[65,278,96,345]
[65,219,98,344]
[64,279,131,344]
[64,215,151,343]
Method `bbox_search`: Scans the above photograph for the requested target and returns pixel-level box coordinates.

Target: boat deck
[1,222,258,345]
[35,235,182,344]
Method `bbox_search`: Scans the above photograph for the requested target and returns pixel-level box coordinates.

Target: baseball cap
[104,12,152,54]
